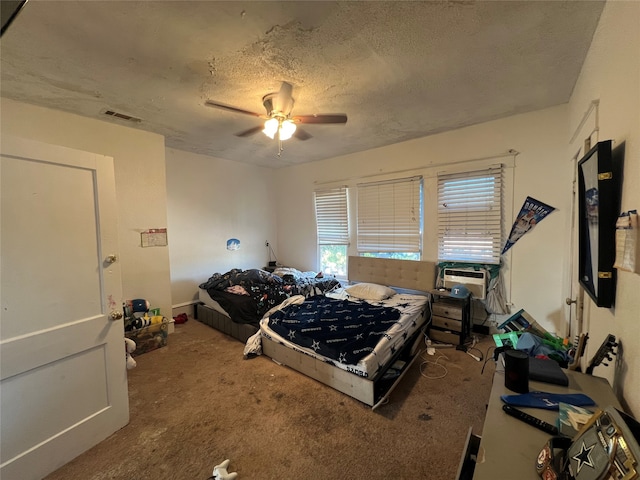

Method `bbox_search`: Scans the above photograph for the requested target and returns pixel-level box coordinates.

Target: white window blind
[357,176,422,253]
[314,187,349,245]
[437,166,503,264]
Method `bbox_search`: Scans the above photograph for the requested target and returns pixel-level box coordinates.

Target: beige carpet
[45,319,495,480]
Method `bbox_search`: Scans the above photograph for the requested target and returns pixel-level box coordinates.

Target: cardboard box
[125,318,169,356]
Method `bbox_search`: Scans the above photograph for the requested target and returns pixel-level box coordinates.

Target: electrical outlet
[265,241,269,247]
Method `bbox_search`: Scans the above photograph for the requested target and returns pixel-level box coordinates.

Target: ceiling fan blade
[234,125,264,137]
[292,114,348,125]
[205,100,265,118]
[294,128,312,141]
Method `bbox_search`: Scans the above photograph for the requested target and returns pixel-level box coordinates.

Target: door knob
[566,297,577,305]
[105,254,118,264]
[110,311,123,320]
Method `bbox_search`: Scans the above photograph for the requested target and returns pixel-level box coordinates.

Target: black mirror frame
[577,140,618,308]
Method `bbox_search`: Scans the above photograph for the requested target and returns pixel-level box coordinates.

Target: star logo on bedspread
[288,330,296,340]
[356,333,363,340]
[397,302,411,309]
[329,325,338,331]
[339,352,347,363]
[311,340,320,351]
[271,318,280,325]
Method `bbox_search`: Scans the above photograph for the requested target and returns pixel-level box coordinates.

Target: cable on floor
[419,333,449,379]
[481,345,497,375]
[419,351,449,379]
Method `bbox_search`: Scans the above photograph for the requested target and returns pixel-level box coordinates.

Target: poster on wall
[226,238,240,251]
[502,197,556,254]
[141,228,168,247]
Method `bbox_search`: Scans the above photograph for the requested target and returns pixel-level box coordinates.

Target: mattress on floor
[197,289,258,343]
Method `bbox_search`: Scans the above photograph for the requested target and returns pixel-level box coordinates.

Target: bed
[196,267,341,343]
[258,256,436,409]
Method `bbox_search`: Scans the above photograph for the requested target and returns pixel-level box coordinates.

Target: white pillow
[345,282,396,301]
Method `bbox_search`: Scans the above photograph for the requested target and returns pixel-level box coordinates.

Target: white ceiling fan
[205,81,347,156]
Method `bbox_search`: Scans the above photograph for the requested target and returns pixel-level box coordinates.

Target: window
[357,176,422,260]
[314,187,349,277]
[437,166,504,264]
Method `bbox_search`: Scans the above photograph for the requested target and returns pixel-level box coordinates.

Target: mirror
[577,140,618,308]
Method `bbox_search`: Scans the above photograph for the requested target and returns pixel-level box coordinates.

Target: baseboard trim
[172,301,197,309]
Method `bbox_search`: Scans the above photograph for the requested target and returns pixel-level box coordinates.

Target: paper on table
[558,402,594,437]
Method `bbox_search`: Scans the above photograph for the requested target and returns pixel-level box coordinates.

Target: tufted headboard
[347,256,436,293]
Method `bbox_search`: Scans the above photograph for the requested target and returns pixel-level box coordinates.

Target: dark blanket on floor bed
[199,268,340,324]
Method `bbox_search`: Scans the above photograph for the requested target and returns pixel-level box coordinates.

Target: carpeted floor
[45,318,495,480]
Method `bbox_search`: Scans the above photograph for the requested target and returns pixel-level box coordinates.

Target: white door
[0,136,128,480]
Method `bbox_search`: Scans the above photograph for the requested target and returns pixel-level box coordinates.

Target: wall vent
[102,109,142,123]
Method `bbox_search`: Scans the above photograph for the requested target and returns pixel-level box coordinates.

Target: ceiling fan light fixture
[279,119,297,141]
[263,117,279,139]
[205,81,346,154]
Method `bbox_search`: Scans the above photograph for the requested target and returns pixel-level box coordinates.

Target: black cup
[504,349,529,393]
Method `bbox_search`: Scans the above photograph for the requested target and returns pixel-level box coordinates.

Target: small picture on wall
[141,228,168,247]
[227,238,240,251]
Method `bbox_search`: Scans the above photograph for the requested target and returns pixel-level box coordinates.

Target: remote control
[502,404,559,435]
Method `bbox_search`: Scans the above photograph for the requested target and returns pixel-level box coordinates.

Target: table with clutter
[464,310,638,480]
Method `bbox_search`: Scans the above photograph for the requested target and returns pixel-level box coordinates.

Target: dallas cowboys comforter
[261,291,429,378]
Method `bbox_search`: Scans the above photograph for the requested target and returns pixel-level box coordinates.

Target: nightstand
[428,289,471,346]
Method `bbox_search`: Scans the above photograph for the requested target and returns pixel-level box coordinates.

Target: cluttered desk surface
[472,362,621,480]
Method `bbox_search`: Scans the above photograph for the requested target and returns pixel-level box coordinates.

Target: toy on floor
[207,459,237,480]
[124,298,154,332]
[131,314,164,329]
[125,338,137,370]
[173,312,188,324]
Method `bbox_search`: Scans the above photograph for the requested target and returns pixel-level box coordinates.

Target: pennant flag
[502,196,556,254]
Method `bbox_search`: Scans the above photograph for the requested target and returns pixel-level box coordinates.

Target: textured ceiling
[0,1,605,168]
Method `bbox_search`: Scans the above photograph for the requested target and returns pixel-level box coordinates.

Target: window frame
[437,166,504,264]
[356,175,423,259]
[314,186,349,277]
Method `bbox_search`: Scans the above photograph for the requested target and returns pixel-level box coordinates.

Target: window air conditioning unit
[443,268,487,300]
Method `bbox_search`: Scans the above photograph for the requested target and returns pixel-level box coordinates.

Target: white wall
[165,148,277,307]
[567,0,640,416]
[0,99,172,317]
[275,105,572,334]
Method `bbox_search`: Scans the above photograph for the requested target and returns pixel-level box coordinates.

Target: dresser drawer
[432,302,463,320]
[432,315,463,332]
[429,328,461,345]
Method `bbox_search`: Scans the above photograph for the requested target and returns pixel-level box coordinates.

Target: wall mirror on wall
[577,139,619,308]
